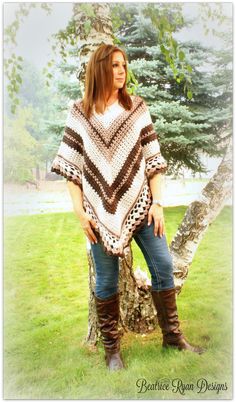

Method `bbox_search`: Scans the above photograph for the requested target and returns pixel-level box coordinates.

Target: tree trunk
[35,164,40,181]
[73,3,113,94]
[170,136,232,293]
[118,249,158,334]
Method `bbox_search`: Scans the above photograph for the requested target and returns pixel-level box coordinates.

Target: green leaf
[171,38,178,54]
[84,20,91,36]
[80,4,96,18]
[186,65,192,73]
[187,90,193,99]
[16,74,22,84]
[179,50,185,61]
[160,44,169,56]
[11,105,16,114]
[173,68,178,78]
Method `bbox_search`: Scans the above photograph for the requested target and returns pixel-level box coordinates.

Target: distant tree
[4,59,63,181]
[114,4,232,177]
[4,107,38,183]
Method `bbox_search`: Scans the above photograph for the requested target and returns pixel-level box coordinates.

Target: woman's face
[111,51,126,91]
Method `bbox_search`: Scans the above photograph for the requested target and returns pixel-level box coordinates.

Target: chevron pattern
[51,95,168,256]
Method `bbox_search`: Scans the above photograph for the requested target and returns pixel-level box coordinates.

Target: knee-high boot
[94,292,125,371]
[151,288,205,354]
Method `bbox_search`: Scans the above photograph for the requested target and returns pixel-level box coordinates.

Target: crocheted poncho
[51,95,168,257]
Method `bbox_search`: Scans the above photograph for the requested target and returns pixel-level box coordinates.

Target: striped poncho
[51,95,168,257]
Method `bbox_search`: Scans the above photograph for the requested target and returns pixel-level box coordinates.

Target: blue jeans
[91,221,175,299]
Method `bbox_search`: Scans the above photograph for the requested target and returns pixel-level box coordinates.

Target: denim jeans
[91,220,175,299]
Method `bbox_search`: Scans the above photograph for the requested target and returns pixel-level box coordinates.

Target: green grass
[4,206,232,399]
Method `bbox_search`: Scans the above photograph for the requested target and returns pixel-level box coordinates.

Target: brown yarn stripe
[83,142,143,213]
[141,131,158,147]
[73,97,145,149]
[63,127,83,154]
[84,137,141,192]
[140,123,159,140]
[65,126,83,145]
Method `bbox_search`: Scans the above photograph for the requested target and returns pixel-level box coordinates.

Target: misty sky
[3,2,232,71]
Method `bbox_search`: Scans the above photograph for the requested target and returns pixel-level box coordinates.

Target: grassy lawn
[4,206,232,399]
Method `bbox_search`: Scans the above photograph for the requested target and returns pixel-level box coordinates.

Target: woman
[51,44,204,371]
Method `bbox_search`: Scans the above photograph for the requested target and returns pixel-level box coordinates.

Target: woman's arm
[67,181,98,244]
[148,173,165,237]
[149,172,163,202]
[67,180,85,218]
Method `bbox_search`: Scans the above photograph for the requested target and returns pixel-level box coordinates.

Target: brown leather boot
[151,288,205,354]
[94,292,125,371]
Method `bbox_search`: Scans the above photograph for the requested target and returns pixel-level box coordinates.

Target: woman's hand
[77,211,98,244]
[148,204,165,237]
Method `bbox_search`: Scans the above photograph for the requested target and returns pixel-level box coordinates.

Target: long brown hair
[82,44,133,118]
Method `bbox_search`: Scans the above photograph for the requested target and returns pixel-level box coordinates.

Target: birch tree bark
[170,136,232,293]
[73,3,113,94]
